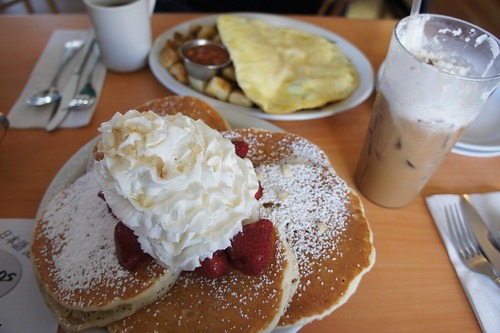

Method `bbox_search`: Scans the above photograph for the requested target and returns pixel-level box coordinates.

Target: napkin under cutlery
[0,218,58,332]
[426,192,500,333]
[8,30,107,129]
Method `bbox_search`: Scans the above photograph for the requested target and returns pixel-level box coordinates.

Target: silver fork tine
[446,203,500,287]
[450,205,475,258]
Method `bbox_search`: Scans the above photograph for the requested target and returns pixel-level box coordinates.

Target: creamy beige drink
[355,14,500,208]
[356,93,466,207]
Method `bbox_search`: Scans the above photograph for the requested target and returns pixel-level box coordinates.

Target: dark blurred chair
[318,0,352,16]
[382,0,429,18]
[155,0,327,14]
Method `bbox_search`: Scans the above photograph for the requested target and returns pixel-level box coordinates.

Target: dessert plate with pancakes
[32,96,375,332]
[149,13,374,120]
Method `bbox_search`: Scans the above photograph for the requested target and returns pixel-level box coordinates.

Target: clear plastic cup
[355,14,500,208]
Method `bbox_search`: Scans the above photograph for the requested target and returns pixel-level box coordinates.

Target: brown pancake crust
[226,129,375,327]
[108,233,298,333]
[136,95,230,131]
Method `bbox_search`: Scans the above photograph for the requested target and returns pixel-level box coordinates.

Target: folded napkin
[426,193,500,333]
[0,218,58,332]
[8,30,107,129]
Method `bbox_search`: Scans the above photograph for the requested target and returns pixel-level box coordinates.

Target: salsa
[185,44,230,66]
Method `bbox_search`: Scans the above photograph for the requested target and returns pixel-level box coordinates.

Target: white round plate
[149,13,374,121]
[377,62,500,157]
[451,145,500,158]
[454,88,500,152]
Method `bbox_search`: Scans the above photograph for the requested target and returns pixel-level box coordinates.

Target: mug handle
[148,0,156,16]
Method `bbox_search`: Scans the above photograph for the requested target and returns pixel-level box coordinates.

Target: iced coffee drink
[355,14,500,208]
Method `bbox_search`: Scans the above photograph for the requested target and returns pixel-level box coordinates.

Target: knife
[46,31,95,132]
[460,194,500,275]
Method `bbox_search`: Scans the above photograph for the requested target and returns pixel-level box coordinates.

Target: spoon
[26,39,84,107]
[66,50,100,112]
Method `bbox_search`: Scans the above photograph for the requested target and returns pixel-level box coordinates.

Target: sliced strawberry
[98,191,117,218]
[255,182,263,200]
[97,191,105,201]
[195,250,229,278]
[232,140,249,158]
[114,221,149,271]
[226,219,275,275]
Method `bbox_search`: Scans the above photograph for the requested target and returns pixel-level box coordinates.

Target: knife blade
[46,31,95,132]
[460,194,500,275]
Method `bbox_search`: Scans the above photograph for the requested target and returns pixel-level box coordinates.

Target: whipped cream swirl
[95,110,259,271]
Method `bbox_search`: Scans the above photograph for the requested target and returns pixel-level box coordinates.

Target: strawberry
[97,191,116,217]
[226,219,275,275]
[255,182,263,200]
[114,221,149,271]
[195,250,229,278]
[232,140,249,158]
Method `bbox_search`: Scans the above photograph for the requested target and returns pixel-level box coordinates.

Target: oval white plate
[149,13,374,121]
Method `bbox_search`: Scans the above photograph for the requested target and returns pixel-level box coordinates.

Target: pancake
[30,96,231,331]
[217,14,360,114]
[107,229,299,333]
[30,172,181,331]
[224,129,375,327]
[109,128,375,332]
[135,95,230,131]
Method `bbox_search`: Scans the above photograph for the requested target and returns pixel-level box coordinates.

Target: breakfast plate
[35,111,303,333]
[149,13,374,121]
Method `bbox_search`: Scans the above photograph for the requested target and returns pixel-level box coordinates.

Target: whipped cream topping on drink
[95,110,259,271]
[381,14,500,128]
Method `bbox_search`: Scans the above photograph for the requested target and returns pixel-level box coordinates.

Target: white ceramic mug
[83,0,156,73]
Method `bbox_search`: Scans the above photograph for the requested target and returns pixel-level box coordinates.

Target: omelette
[216,15,360,114]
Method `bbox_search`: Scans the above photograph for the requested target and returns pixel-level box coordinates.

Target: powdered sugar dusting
[224,129,353,289]
[258,163,349,277]
[110,237,291,332]
[34,172,165,308]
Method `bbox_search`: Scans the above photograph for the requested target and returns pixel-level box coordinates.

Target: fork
[66,49,100,112]
[445,203,500,287]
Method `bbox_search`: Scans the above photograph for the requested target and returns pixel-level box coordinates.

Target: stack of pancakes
[31,96,375,332]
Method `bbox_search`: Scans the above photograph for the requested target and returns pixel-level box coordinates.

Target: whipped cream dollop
[95,110,259,271]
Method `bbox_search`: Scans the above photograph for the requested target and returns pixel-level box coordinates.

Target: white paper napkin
[0,218,58,332]
[426,193,500,333]
[8,29,107,129]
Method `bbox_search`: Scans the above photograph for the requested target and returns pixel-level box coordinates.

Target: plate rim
[148,12,374,121]
[451,145,500,158]
[455,92,500,152]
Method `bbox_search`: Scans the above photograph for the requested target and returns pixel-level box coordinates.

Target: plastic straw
[410,0,422,16]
